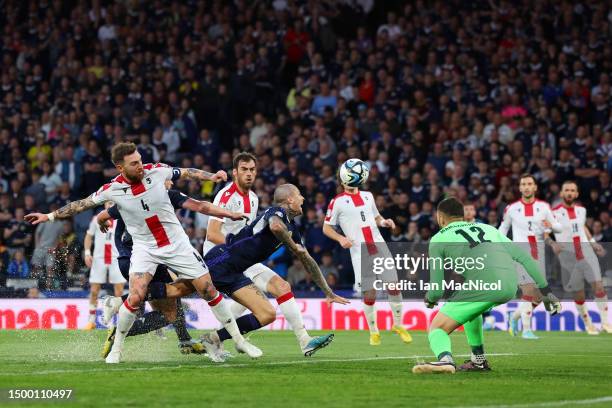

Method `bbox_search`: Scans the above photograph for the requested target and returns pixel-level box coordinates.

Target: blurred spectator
[7,250,29,279]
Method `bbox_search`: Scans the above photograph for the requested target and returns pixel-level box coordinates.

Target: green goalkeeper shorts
[439,302,499,325]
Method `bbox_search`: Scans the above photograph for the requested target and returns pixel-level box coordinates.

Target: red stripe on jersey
[552,204,563,211]
[130,182,146,195]
[521,200,534,216]
[362,226,378,255]
[145,215,171,248]
[143,163,154,170]
[219,183,236,206]
[527,235,538,259]
[234,183,251,213]
[572,236,584,260]
[325,198,337,221]
[348,192,364,206]
[566,206,577,219]
[104,244,112,265]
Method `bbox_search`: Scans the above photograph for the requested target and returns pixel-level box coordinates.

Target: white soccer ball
[339,158,370,187]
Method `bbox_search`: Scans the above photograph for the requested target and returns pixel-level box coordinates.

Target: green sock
[464,315,485,361]
[428,328,453,361]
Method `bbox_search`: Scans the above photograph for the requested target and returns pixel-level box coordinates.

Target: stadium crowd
[0,0,611,294]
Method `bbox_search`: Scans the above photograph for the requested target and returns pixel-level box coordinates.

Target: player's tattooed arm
[179,168,228,183]
[269,216,349,305]
[24,197,98,225]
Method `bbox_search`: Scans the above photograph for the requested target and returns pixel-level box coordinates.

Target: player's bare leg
[591,281,611,333]
[510,284,540,339]
[387,289,412,344]
[574,289,599,335]
[85,283,101,330]
[362,289,380,345]
[106,272,153,364]
[191,274,262,360]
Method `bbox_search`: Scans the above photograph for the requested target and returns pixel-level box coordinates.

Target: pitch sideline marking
[455,395,612,408]
[0,353,517,376]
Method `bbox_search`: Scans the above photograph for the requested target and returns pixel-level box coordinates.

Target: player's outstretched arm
[179,168,227,183]
[181,198,247,221]
[270,216,349,305]
[96,209,113,233]
[322,223,353,248]
[24,197,98,224]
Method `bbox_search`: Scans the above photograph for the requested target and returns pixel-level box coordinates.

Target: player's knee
[272,278,291,296]
[127,292,145,307]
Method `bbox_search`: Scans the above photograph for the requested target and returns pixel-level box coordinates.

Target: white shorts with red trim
[130,239,208,280]
[350,242,398,293]
[90,258,125,284]
[559,249,602,292]
[243,263,277,292]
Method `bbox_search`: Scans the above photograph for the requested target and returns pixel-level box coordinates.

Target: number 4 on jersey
[141,199,150,211]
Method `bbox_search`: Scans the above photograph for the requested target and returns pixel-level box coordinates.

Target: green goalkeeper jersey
[426,221,548,303]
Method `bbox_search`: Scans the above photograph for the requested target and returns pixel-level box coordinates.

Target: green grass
[0,329,611,407]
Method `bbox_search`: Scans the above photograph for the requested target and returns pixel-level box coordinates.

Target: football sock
[387,292,403,327]
[277,292,310,347]
[208,293,246,343]
[217,313,263,342]
[113,300,138,351]
[363,300,379,334]
[173,300,191,342]
[428,328,453,363]
[464,315,485,363]
[127,311,168,337]
[595,292,609,324]
[520,301,533,331]
[88,303,96,324]
[575,300,592,327]
[230,300,248,318]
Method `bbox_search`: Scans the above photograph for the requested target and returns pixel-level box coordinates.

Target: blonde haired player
[323,160,412,346]
[83,201,126,330]
[550,180,610,334]
[499,174,562,339]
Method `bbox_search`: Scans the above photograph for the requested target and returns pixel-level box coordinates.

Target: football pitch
[0,330,611,408]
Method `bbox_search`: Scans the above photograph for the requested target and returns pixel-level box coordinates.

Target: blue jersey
[109,189,189,260]
[205,206,301,273]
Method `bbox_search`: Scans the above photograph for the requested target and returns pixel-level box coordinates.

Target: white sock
[88,303,97,324]
[388,293,403,327]
[208,294,245,343]
[520,302,533,332]
[277,293,310,348]
[363,301,379,334]
[575,301,592,327]
[595,293,609,325]
[471,353,486,364]
[112,300,138,353]
[230,301,247,318]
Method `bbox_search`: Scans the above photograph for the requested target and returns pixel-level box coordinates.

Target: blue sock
[217,314,262,341]
[146,282,167,300]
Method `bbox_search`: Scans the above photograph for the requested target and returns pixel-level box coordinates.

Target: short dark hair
[519,173,537,184]
[111,142,138,164]
[561,180,579,190]
[233,152,257,169]
[437,197,464,218]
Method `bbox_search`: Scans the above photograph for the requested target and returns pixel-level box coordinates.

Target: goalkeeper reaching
[413,197,561,374]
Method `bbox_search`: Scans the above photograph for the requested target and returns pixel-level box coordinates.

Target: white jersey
[203,182,258,254]
[90,163,187,250]
[86,216,117,264]
[324,190,383,257]
[552,204,592,259]
[499,199,560,260]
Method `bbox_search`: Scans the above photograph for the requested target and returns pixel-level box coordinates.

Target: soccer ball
[339,158,370,187]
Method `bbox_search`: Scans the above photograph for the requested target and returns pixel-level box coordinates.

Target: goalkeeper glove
[540,286,562,315]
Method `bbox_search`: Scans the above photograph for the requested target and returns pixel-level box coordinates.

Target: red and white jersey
[499,199,560,259]
[86,216,117,264]
[90,163,187,250]
[324,190,383,256]
[552,204,591,260]
[203,182,258,254]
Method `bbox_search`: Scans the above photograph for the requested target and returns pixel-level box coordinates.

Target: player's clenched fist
[210,170,228,183]
[338,236,353,248]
